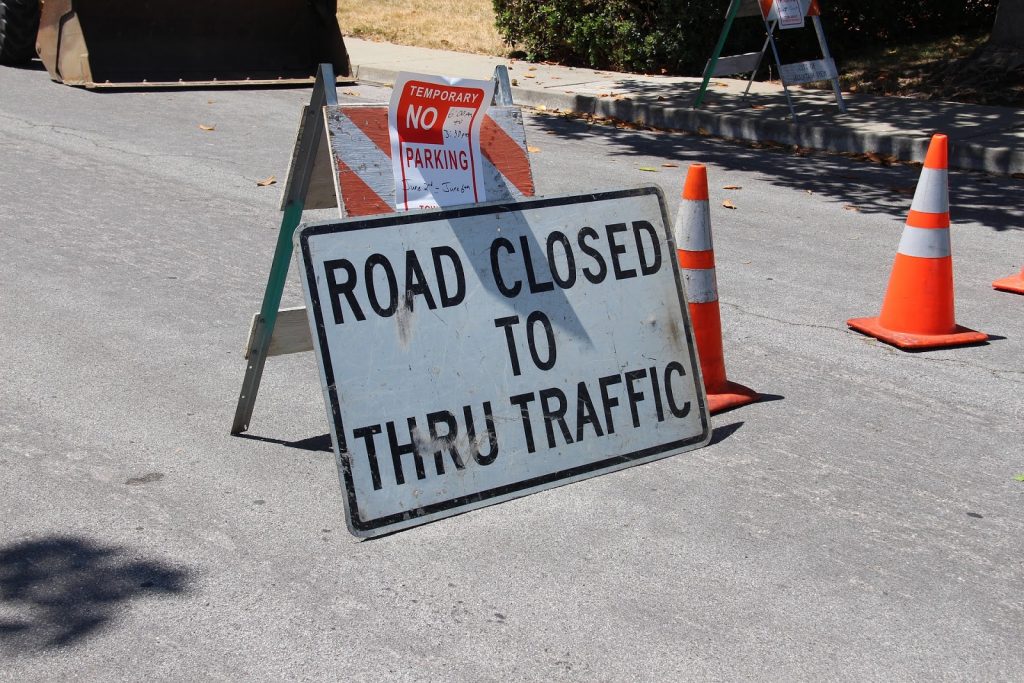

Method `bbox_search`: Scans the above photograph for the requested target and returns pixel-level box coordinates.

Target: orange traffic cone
[848,134,987,349]
[993,267,1024,294]
[675,163,758,413]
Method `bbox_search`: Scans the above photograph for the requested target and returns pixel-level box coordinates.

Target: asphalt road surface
[1,63,1022,680]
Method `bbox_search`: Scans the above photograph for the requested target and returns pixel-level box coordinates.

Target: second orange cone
[847,134,987,349]
[674,163,758,414]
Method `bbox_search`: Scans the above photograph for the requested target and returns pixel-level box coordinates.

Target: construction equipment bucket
[36,0,350,87]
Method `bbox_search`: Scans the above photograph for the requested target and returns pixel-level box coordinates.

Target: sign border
[297,186,711,535]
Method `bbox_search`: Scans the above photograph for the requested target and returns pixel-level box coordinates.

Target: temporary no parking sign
[296,187,711,537]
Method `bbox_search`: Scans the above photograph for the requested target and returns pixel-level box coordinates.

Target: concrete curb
[352,63,1023,176]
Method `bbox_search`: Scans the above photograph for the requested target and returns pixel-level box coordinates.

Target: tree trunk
[991,0,1024,48]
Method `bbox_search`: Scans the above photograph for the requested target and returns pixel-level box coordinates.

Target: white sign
[388,72,495,211]
[775,0,806,28]
[296,188,711,537]
[780,58,838,85]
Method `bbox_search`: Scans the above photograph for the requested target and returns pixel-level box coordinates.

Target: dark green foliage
[493,0,732,73]
[492,0,998,75]
[826,0,997,55]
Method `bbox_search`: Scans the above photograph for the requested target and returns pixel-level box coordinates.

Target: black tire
[0,0,40,66]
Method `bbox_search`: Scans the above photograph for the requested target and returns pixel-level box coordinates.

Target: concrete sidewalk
[344,37,1024,176]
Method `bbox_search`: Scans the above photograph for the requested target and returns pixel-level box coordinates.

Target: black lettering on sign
[431,246,466,307]
[490,237,521,298]
[574,380,604,442]
[606,223,637,280]
[387,418,425,485]
[664,361,691,418]
[632,220,663,276]
[500,362,693,456]
[577,226,608,284]
[598,373,623,434]
[357,402,499,492]
[519,235,554,293]
[539,387,574,448]
[526,311,557,371]
[494,315,522,376]
[352,424,383,490]
[546,231,577,289]
[649,365,666,422]
[325,248,467,324]
[404,250,436,311]
[509,392,537,454]
[426,410,465,476]
[465,402,499,466]
[325,259,366,324]
[365,254,398,317]
[624,369,648,428]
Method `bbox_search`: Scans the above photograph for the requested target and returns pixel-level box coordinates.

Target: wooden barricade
[693,0,846,120]
[230,64,534,435]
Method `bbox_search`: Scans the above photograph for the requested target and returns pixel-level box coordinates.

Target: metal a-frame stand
[230,64,517,435]
[694,0,846,120]
[230,63,338,435]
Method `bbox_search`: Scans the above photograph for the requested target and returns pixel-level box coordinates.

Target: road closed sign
[296,187,711,537]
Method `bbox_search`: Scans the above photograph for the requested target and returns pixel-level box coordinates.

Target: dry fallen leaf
[527,146,541,153]
[535,104,547,111]
[843,204,860,212]
[661,163,679,168]
[723,185,742,190]
[638,167,658,172]
[342,90,359,96]
[256,176,277,187]
[511,79,518,86]
[697,127,710,136]
[750,104,767,110]
[528,66,537,71]
[722,199,737,209]
[198,124,215,131]
[523,73,536,79]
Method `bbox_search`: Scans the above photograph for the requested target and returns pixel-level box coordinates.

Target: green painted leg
[230,202,305,434]
[694,0,742,109]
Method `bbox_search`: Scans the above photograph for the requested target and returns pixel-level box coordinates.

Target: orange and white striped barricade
[232,66,535,435]
[695,0,845,120]
[326,104,534,218]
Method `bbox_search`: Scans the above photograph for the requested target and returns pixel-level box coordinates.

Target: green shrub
[492,0,998,75]
[493,0,734,74]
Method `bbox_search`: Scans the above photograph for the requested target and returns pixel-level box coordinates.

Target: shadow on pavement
[710,421,744,446]
[0,536,191,653]
[527,113,1023,232]
[234,432,333,452]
